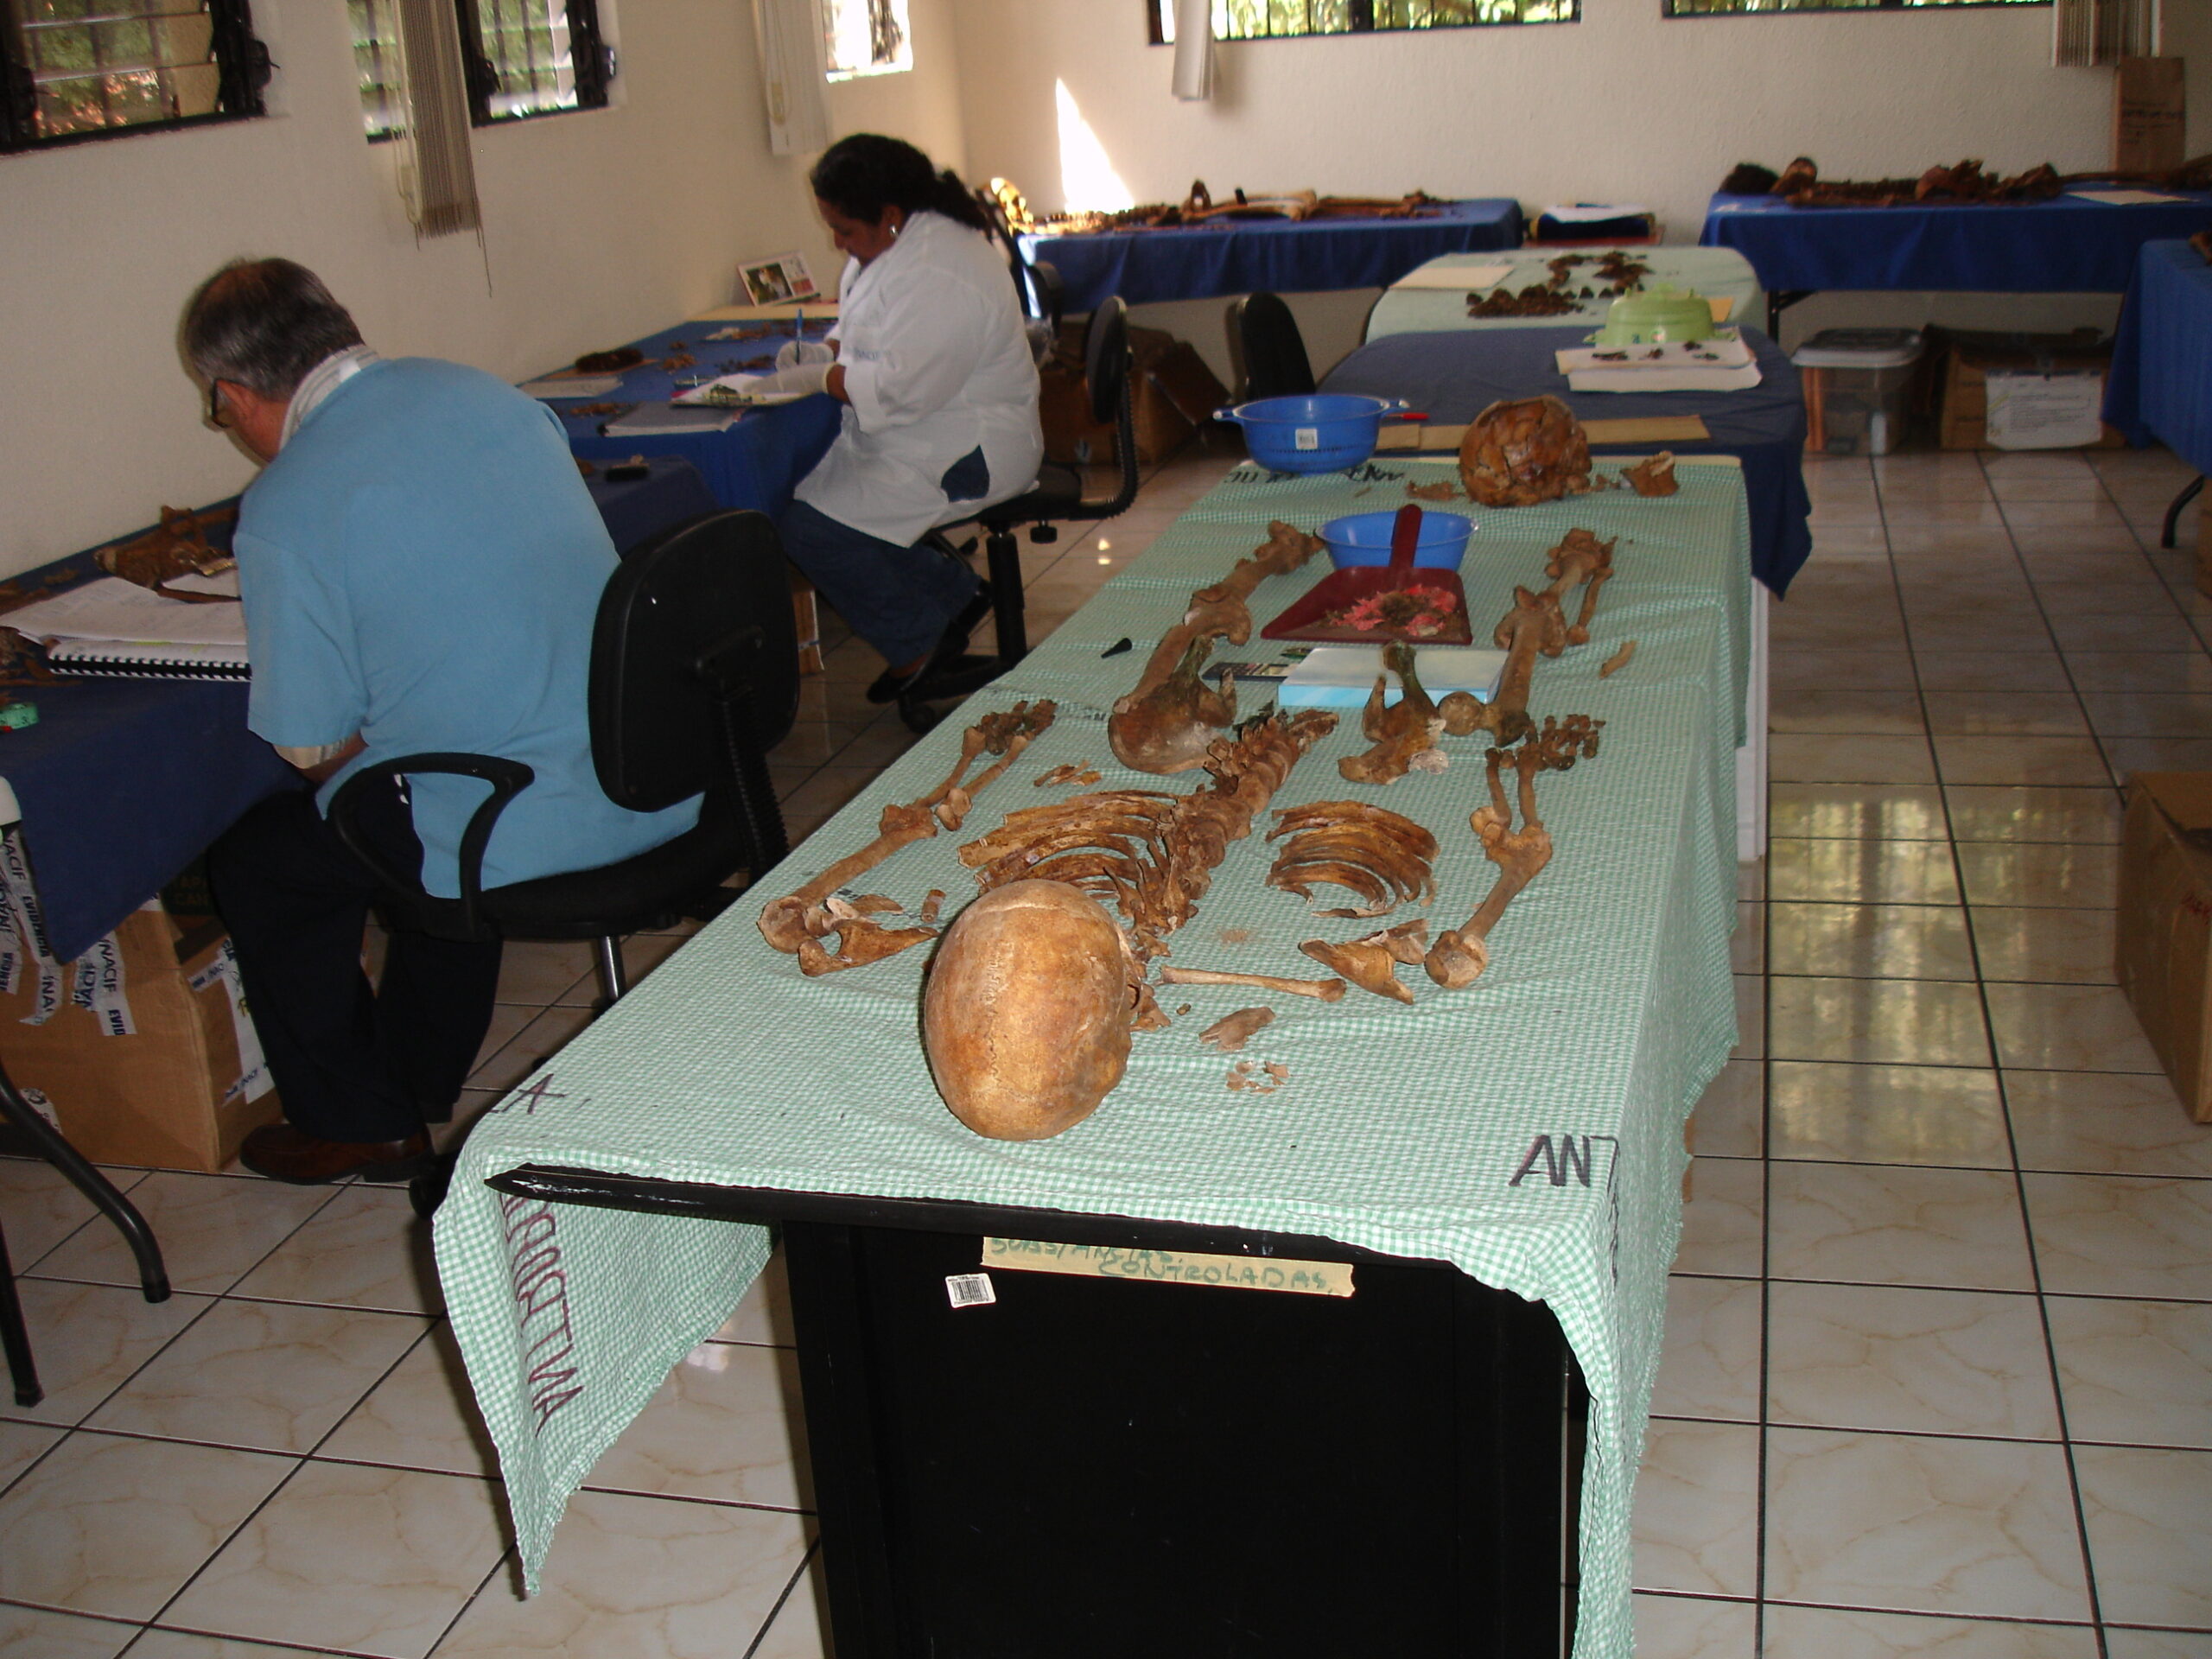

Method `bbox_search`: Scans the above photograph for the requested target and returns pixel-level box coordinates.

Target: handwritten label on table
[983,1237,1354,1298]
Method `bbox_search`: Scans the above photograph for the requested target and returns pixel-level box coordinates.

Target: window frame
[1662,0,2046,17]
[348,0,612,141]
[451,0,612,127]
[0,0,270,156]
[1144,0,1577,46]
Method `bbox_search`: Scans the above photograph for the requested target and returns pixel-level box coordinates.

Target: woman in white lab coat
[772,134,1043,703]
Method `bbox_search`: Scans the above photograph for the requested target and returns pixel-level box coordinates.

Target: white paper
[670,372,808,409]
[162,569,240,598]
[1392,263,1516,292]
[2067,188,2189,206]
[600,403,741,437]
[1557,336,1753,372]
[4,576,249,647]
[1985,369,2106,449]
[1568,363,1764,394]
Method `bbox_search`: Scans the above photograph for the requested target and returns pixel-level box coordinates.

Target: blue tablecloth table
[1701,188,2212,336]
[2106,238,2212,545]
[582,456,720,556]
[545,320,843,518]
[1320,325,1812,594]
[1018,199,1523,311]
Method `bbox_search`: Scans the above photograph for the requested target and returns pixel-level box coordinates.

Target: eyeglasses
[206,379,230,429]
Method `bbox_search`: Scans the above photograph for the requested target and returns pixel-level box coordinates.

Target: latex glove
[774,339,836,371]
[757,361,831,397]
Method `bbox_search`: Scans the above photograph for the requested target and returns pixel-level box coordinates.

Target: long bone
[1108,521,1325,774]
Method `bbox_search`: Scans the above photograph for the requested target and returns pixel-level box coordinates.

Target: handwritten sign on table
[983,1236,1355,1297]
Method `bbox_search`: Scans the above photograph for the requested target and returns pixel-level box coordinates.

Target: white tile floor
[3,435,2210,1656]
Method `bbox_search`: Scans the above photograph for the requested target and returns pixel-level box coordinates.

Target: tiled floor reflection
[7,437,2212,1656]
[1646,442,2212,1657]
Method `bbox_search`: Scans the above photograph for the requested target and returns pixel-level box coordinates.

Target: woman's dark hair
[183,258,365,398]
[810,133,988,233]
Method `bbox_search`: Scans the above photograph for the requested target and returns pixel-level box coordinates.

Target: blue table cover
[1019,199,1524,311]
[1321,325,1812,594]
[2105,238,2212,474]
[548,320,842,517]
[1700,188,2212,295]
[1,464,725,967]
[582,456,720,554]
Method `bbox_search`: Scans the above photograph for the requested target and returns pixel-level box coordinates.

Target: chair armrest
[327,752,537,936]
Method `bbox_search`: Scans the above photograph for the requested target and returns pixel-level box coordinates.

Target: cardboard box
[2116,773,2212,1122]
[0,904,280,1169]
[1039,322,1229,468]
[1932,327,2126,451]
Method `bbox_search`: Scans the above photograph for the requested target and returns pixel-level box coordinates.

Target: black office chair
[1230,290,1316,400]
[0,1057,169,1407]
[921,296,1139,723]
[328,510,797,1012]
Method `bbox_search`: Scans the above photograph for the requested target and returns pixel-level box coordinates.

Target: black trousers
[207,787,502,1144]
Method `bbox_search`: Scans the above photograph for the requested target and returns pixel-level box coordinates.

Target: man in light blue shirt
[186,258,697,1183]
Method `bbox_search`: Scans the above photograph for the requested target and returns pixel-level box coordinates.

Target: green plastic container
[1589,285,1714,346]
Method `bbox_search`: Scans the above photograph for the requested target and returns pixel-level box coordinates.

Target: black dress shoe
[239,1124,434,1185]
[867,582,995,703]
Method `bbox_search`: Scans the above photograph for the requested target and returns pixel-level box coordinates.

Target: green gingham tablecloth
[1365,246,1765,342]
[435,455,1753,1657]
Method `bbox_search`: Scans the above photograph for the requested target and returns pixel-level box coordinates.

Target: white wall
[949,0,2212,375]
[0,0,969,581]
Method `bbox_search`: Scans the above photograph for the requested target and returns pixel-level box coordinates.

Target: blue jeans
[779,501,983,669]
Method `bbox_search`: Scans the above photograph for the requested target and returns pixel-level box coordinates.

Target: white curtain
[390,0,483,238]
[1172,0,1214,102]
[756,0,832,156]
[2053,0,2162,67]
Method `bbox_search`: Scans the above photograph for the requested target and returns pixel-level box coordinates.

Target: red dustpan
[1262,503,1474,645]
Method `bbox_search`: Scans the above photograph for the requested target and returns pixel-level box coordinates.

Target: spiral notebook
[3,577,251,681]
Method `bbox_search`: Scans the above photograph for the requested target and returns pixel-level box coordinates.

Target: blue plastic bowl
[1214,393,1404,474]
[1319,510,1474,570]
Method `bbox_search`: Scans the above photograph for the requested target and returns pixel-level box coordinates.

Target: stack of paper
[2,576,250,679]
[1555,334,1762,394]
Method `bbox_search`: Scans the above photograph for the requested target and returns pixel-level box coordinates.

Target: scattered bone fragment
[1601,639,1637,678]
[1034,763,1103,788]
[1299,936,1414,1004]
[1406,480,1457,501]
[1176,1003,1193,1016]
[1198,1007,1276,1051]
[760,701,1056,960]
[1225,1058,1283,1094]
[1542,528,1618,649]
[1107,521,1325,774]
[1622,452,1678,496]
[1355,918,1431,964]
[1263,1062,1289,1084]
[846,894,901,915]
[919,889,946,925]
[1160,967,1345,1001]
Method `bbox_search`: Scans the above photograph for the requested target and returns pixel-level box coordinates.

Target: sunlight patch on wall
[1055,79,1133,213]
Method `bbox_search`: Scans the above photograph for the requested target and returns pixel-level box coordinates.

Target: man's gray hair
[182,258,365,399]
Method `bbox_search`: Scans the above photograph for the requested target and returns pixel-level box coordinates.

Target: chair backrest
[590,510,799,812]
[1084,296,1132,429]
[1024,258,1065,334]
[1235,291,1315,400]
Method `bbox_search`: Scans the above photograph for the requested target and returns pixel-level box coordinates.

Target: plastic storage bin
[1792,327,1923,456]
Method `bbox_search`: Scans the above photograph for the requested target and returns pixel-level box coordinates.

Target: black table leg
[0,1220,40,1407]
[2162,475,2206,550]
[1767,289,1814,343]
[0,1062,168,1302]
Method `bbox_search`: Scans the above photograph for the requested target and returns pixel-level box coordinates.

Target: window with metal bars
[1147,0,1574,44]
[1665,0,2043,16]
[346,0,609,139]
[0,0,269,153]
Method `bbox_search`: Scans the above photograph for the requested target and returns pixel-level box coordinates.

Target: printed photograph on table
[739,251,818,306]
